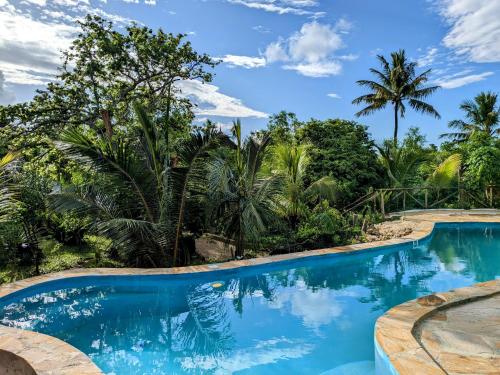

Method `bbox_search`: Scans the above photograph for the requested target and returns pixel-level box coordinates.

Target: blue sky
[0,0,499,143]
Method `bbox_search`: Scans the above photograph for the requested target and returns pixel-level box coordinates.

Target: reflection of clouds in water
[439,258,466,273]
[180,337,313,374]
[268,280,358,329]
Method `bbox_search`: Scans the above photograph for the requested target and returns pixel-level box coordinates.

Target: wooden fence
[344,185,498,215]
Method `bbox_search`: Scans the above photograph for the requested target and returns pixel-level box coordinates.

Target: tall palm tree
[272,143,337,229]
[53,103,224,266]
[207,120,281,258]
[353,49,440,144]
[441,92,500,142]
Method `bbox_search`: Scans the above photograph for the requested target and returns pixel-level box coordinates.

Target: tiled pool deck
[0,210,499,374]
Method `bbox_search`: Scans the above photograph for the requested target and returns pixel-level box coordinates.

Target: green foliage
[353,49,440,143]
[52,104,226,267]
[462,135,500,190]
[0,15,216,137]
[296,203,346,248]
[297,118,383,203]
[441,91,500,142]
[207,120,282,258]
[426,153,462,189]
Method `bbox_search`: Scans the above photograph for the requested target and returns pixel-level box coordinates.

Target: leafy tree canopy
[296,118,383,203]
[0,15,217,138]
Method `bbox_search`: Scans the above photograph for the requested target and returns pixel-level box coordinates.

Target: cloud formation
[226,0,324,17]
[224,20,354,78]
[178,80,268,118]
[436,0,500,63]
[0,70,15,104]
[0,0,266,118]
[434,70,494,89]
[222,55,267,69]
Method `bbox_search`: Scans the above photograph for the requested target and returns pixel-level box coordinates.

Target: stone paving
[416,293,500,375]
[0,209,498,374]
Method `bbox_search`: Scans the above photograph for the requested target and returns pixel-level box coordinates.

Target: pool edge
[375,280,500,375]
[0,213,499,375]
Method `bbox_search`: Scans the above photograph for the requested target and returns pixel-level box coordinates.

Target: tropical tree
[1,15,217,138]
[52,104,224,266]
[376,141,429,188]
[0,152,18,221]
[272,143,337,229]
[207,120,281,258]
[296,119,383,203]
[426,154,462,190]
[352,49,440,144]
[441,92,500,142]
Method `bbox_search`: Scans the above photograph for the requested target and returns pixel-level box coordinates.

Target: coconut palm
[52,103,225,266]
[426,154,462,189]
[353,49,440,144]
[376,141,429,188]
[272,143,338,229]
[207,120,281,258]
[441,92,500,142]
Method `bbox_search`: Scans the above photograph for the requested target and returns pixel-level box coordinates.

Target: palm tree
[441,92,500,142]
[0,152,18,221]
[376,141,429,188]
[426,154,462,189]
[207,120,281,258]
[53,103,224,266]
[272,143,337,229]
[353,49,440,144]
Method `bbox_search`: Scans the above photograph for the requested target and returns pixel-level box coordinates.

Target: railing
[344,185,498,216]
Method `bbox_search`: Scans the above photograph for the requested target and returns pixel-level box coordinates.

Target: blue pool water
[1,223,499,375]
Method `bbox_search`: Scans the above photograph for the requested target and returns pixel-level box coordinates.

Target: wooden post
[380,191,385,217]
[489,185,493,208]
[403,191,406,212]
[424,189,428,209]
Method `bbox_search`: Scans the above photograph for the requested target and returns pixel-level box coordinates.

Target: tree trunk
[393,102,399,145]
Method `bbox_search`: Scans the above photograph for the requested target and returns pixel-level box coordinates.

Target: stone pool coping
[0,211,499,374]
[375,280,500,375]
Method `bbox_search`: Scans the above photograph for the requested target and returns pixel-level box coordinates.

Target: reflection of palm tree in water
[228,274,276,315]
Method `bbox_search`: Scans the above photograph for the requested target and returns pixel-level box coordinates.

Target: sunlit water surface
[1,223,499,375]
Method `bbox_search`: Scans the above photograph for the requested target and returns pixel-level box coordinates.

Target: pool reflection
[1,224,498,374]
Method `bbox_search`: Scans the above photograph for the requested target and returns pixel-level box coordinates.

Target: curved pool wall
[0,223,500,374]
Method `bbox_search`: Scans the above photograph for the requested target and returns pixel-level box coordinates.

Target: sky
[0,0,499,144]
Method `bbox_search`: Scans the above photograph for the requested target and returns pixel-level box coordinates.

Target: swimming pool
[1,223,499,375]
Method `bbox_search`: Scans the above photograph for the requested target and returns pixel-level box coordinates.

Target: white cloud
[417,47,439,67]
[288,22,343,63]
[337,53,358,61]
[0,8,77,84]
[264,20,351,77]
[436,0,500,62]
[177,80,268,118]
[264,39,289,63]
[284,61,342,77]
[0,70,15,104]
[0,0,134,85]
[24,0,47,5]
[434,71,494,89]
[222,54,266,69]
[181,338,313,373]
[252,25,270,34]
[327,93,341,99]
[226,0,324,17]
